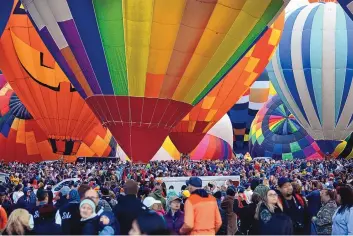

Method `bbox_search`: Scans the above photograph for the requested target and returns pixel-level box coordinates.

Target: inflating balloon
[169,12,285,155]
[267,2,353,154]
[333,134,353,159]
[0,83,117,163]
[249,95,323,160]
[228,70,276,153]
[0,1,105,155]
[22,0,289,162]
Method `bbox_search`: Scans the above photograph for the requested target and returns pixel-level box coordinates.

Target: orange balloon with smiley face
[0,1,104,155]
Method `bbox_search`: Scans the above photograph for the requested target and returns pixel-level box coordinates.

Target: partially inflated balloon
[267,2,353,154]
[23,0,289,162]
[228,70,276,153]
[0,83,117,163]
[249,95,323,160]
[0,1,105,155]
[333,134,353,159]
[169,13,284,155]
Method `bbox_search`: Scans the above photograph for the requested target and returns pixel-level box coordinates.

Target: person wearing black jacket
[233,192,262,235]
[32,190,61,235]
[277,177,310,235]
[113,180,148,235]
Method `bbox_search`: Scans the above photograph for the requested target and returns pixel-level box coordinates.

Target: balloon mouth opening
[48,138,82,155]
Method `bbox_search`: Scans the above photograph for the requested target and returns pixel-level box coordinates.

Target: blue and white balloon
[267,2,353,153]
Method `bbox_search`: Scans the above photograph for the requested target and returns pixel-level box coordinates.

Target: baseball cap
[186,177,202,188]
[278,177,291,188]
[168,196,182,204]
[143,197,161,208]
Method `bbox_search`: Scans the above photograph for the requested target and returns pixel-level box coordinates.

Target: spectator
[221,187,237,235]
[255,189,293,235]
[3,209,33,235]
[180,177,222,235]
[55,186,87,235]
[149,186,166,210]
[12,184,23,204]
[55,186,70,209]
[306,181,322,218]
[165,196,184,235]
[0,203,7,231]
[129,211,170,235]
[32,190,61,235]
[277,177,310,235]
[113,180,147,235]
[79,198,99,235]
[312,188,337,235]
[100,187,117,210]
[98,211,120,235]
[142,197,164,216]
[332,185,353,235]
[244,183,253,204]
[17,187,36,212]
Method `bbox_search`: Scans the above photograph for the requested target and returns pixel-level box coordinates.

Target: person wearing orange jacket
[0,205,8,231]
[180,177,222,235]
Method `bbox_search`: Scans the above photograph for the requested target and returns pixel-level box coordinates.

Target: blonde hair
[4,209,31,235]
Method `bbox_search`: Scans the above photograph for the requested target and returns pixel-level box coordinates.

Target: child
[99,211,120,235]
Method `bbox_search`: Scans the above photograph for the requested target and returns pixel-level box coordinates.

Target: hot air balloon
[333,134,353,159]
[309,0,336,2]
[0,1,106,155]
[22,0,289,163]
[228,70,276,153]
[169,12,285,156]
[0,82,117,163]
[267,2,353,154]
[249,95,323,160]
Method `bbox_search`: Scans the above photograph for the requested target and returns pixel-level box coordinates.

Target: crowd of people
[0,157,352,235]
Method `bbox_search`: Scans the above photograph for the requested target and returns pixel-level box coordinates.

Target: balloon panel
[228,70,276,153]
[0,82,116,163]
[267,2,353,144]
[0,1,102,155]
[249,95,323,160]
[170,13,285,154]
[23,0,288,104]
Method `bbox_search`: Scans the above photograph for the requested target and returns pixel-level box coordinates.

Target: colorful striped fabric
[0,83,117,163]
[169,13,284,154]
[228,70,276,153]
[267,2,353,154]
[249,95,323,160]
[22,0,288,162]
[333,134,353,159]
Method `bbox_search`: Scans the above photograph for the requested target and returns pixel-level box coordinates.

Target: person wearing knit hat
[253,184,270,200]
[79,198,99,235]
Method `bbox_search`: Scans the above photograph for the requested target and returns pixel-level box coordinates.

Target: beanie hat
[80,198,96,212]
[253,184,270,200]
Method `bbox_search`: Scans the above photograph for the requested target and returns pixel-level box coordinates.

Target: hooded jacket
[180,189,222,235]
[99,211,120,235]
[221,195,237,235]
[149,189,166,210]
[165,210,184,235]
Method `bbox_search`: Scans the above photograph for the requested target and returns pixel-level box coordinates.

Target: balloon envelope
[267,2,353,154]
[228,70,276,154]
[23,0,289,162]
[0,83,116,163]
[249,95,323,160]
[170,13,285,154]
[0,1,104,155]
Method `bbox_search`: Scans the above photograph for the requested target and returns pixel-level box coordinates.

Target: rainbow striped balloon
[267,2,353,154]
